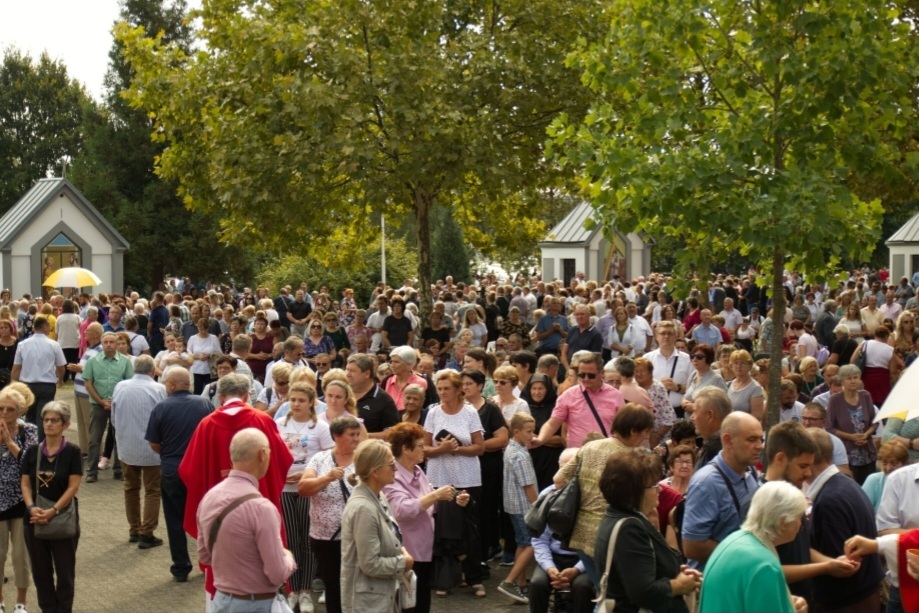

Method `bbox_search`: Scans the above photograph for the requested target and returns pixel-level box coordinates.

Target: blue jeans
[212,591,277,613]
[161,475,191,578]
[887,585,904,613]
[576,549,600,591]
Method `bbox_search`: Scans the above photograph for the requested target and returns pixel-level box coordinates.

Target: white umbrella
[874,358,919,422]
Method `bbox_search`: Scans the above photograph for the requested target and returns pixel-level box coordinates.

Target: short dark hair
[599,449,662,512]
[670,420,697,443]
[611,403,655,438]
[461,369,485,387]
[509,351,538,374]
[766,421,817,463]
[692,344,715,365]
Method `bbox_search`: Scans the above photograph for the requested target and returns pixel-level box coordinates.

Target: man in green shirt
[84,332,133,483]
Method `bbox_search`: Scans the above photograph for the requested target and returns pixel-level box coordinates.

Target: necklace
[287,418,310,435]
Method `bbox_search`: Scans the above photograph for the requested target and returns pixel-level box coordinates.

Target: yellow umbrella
[42,267,103,288]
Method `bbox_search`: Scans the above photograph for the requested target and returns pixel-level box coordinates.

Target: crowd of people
[0,268,917,613]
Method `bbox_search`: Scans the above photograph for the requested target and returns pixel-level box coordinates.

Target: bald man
[682,412,763,570]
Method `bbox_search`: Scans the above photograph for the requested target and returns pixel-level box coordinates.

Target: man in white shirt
[860,294,885,337]
[11,316,66,426]
[779,379,805,423]
[880,289,903,322]
[644,321,693,419]
[718,298,744,335]
[366,295,391,353]
[625,303,653,355]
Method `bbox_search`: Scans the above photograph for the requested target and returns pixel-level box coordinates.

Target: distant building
[0,178,129,299]
[539,201,651,285]
[886,211,919,283]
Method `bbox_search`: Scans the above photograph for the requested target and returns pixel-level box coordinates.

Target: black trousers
[404,560,432,613]
[461,486,485,584]
[161,476,191,579]
[62,348,79,383]
[528,553,595,613]
[25,382,58,434]
[309,538,342,613]
[24,516,80,613]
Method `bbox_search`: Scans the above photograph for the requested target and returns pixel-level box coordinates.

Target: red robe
[179,400,293,596]
[899,529,919,613]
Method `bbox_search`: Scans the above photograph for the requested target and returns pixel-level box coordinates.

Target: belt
[222,591,277,601]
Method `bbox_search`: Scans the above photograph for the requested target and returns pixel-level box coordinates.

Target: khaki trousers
[122,463,161,536]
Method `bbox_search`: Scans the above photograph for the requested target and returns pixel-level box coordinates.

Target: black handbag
[32,446,77,540]
[524,485,562,537]
[430,555,462,591]
[545,455,582,547]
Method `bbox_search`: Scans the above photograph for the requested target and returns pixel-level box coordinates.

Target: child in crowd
[498,412,538,604]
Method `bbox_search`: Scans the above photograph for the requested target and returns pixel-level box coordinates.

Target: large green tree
[116,0,606,318]
[0,50,89,208]
[70,0,261,293]
[551,0,917,426]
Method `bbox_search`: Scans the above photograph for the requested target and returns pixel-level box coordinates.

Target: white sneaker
[317,592,325,604]
[299,593,313,613]
[98,458,110,470]
[13,604,26,613]
[286,593,298,612]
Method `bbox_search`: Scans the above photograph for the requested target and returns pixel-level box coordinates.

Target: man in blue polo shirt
[534,297,568,357]
[682,411,762,570]
[690,309,722,349]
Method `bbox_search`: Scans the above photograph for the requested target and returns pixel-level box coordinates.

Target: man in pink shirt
[534,353,624,448]
[196,428,296,613]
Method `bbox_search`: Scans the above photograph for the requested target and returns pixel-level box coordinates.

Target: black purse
[32,446,77,540]
[545,455,582,547]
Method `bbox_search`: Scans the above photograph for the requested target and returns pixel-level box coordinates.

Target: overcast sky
[0,0,200,101]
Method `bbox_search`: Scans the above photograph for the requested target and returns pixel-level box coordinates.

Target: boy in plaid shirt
[498,412,538,604]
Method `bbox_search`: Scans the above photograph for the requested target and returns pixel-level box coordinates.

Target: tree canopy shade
[69,0,263,293]
[0,51,89,209]
[115,0,606,318]
[550,0,918,426]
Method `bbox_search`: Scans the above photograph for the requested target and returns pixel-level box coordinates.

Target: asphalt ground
[12,385,532,613]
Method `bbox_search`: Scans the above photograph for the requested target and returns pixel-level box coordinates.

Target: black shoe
[128,534,139,543]
[85,475,98,483]
[138,536,164,549]
[173,575,188,583]
[113,472,124,481]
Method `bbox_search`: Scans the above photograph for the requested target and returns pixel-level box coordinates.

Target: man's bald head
[163,367,192,392]
[722,411,759,437]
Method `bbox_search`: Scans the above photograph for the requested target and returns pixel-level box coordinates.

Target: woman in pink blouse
[383,423,468,613]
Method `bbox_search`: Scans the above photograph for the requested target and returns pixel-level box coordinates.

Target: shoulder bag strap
[329,453,351,540]
[670,355,679,379]
[207,492,261,554]
[709,461,742,517]
[581,390,609,438]
[594,517,629,605]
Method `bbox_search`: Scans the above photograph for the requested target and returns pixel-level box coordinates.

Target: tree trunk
[413,185,433,328]
[765,245,786,430]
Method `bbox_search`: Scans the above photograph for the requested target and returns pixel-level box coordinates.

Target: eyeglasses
[690,354,706,361]
[673,459,693,466]
[275,380,290,386]
[42,417,63,424]
[577,372,597,379]
[495,380,510,385]
[316,362,330,367]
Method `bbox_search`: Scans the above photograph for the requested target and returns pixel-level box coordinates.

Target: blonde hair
[290,366,316,387]
[493,365,519,385]
[6,382,34,410]
[510,412,535,432]
[347,439,393,487]
[324,379,357,415]
[0,387,27,414]
[285,383,318,425]
[320,368,348,391]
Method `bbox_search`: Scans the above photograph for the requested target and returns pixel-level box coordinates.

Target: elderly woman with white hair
[383,346,428,411]
[699,481,808,613]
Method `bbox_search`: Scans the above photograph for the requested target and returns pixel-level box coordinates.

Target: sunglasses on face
[577,372,597,379]
[690,354,706,360]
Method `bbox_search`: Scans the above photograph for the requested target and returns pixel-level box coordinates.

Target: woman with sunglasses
[490,365,530,425]
[304,319,336,368]
[891,311,916,372]
[0,388,38,613]
[681,344,727,416]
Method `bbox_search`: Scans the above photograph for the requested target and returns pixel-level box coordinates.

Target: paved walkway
[16,387,528,612]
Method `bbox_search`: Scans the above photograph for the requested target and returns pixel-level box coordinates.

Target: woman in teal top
[699,482,808,613]
[861,440,909,510]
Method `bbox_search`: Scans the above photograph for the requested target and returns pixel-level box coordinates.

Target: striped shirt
[111,374,166,466]
[503,439,537,515]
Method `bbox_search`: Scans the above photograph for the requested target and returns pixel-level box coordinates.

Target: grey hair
[559,447,579,467]
[613,356,636,378]
[389,345,418,366]
[741,481,807,546]
[229,428,269,463]
[41,400,72,424]
[403,383,426,399]
[837,364,861,379]
[833,323,850,336]
[217,373,251,399]
[133,355,156,375]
